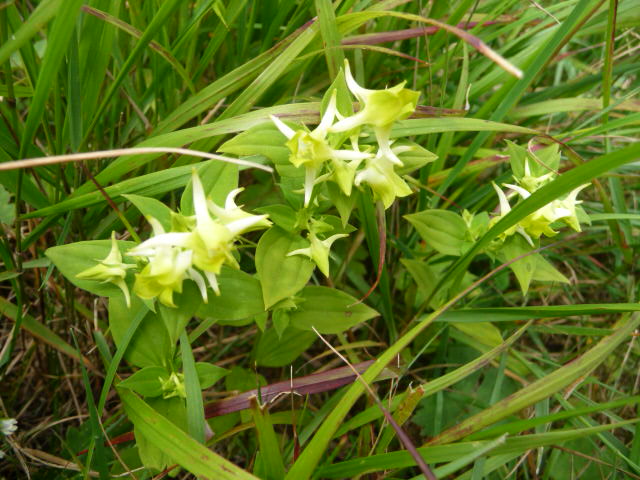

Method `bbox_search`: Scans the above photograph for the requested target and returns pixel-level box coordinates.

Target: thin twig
[0,147,273,172]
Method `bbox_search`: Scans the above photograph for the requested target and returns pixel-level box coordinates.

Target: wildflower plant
[406,141,590,296]
[44,60,594,475]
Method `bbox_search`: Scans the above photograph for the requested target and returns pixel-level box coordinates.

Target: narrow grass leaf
[427,314,640,446]
[18,0,84,158]
[83,0,182,145]
[437,303,640,323]
[320,421,638,478]
[180,331,205,444]
[0,0,61,66]
[250,397,286,480]
[315,0,344,78]
[119,389,259,479]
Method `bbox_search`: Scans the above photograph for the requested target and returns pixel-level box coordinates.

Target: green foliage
[3,0,639,479]
[288,286,378,334]
[405,209,468,256]
[255,227,315,309]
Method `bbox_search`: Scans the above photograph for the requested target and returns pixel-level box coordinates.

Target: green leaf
[26,162,212,219]
[391,117,536,138]
[315,0,343,78]
[435,304,640,323]
[531,255,570,283]
[196,266,265,324]
[219,122,290,166]
[505,140,527,180]
[0,0,61,67]
[123,194,173,231]
[498,235,536,294]
[133,396,187,473]
[196,362,229,390]
[121,390,258,478]
[0,185,15,224]
[18,0,84,158]
[325,183,357,227]
[395,141,438,174]
[180,331,205,444]
[254,326,316,367]
[118,366,168,397]
[255,227,315,309]
[401,258,441,309]
[109,295,173,369]
[405,209,467,256]
[158,282,203,346]
[453,322,503,349]
[289,286,378,334]
[255,204,298,232]
[45,239,136,298]
[250,397,286,480]
[180,161,238,216]
[272,309,290,338]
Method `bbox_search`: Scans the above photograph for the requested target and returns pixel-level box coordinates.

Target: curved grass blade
[436,303,640,323]
[336,322,530,436]
[82,0,182,147]
[0,0,61,67]
[427,313,640,446]
[18,0,85,158]
[319,421,638,478]
[80,6,195,94]
[120,389,259,479]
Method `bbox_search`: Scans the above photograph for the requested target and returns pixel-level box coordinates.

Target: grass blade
[120,389,260,479]
[180,331,205,444]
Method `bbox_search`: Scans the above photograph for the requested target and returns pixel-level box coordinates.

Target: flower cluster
[128,170,271,307]
[78,170,270,308]
[491,158,588,245]
[271,60,420,209]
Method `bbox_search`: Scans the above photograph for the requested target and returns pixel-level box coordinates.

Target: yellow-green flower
[517,159,554,193]
[288,230,348,277]
[271,90,371,205]
[505,183,588,237]
[355,152,412,209]
[490,183,532,244]
[132,243,193,308]
[330,60,420,166]
[77,232,135,306]
[128,170,270,306]
[160,372,186,399]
